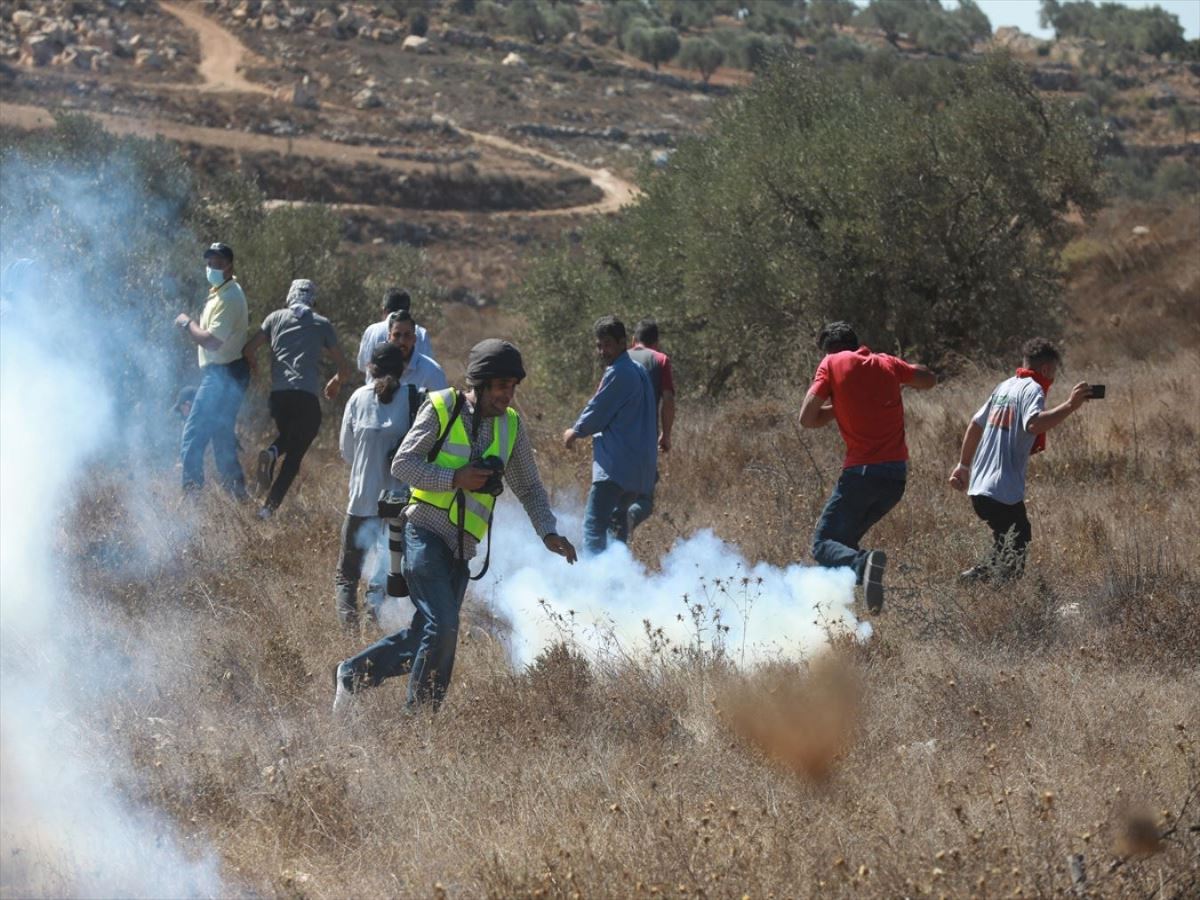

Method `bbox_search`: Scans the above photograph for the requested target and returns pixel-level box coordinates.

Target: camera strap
[430,390,494,580]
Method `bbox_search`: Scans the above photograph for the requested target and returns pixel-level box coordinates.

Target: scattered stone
[402,34,430,53]
[11,10,37,34]
[1131,225,1150,236]
[352,87,382,110]
[291,75,318,109]
[501,51,527,68]
[312,8,337,32]
[21,35,56,67]
[134,48,163,70]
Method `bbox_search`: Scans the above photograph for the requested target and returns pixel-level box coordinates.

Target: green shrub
[678,37,726,84]
[1153,160,1200,197]
[513,53,1104,397]
[808,0,856,28]
[1040,0,1186,58]
[628,25,681,70]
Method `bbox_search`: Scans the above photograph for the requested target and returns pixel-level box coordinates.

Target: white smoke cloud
[482,503,869,668]
[0,156,223,896]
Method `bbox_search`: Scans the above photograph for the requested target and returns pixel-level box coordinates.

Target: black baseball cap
[203,242,234,263]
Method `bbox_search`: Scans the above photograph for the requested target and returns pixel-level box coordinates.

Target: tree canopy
[1040,0,1187,57]
[514,53,1104,398]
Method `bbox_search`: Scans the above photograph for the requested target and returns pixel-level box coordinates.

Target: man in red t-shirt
[799,322,937,612]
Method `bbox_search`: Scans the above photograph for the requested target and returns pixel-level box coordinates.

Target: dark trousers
[610,479,656,542]
[334,514,386,629]
[583,479,637,556]
[811,462,907,583]
[970,494,1032,579]
[343,524,464,709]
[180,359,249,495]
[265,390,321,510]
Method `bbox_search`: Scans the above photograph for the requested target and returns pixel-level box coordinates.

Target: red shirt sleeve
[659,353,675,394]
[808,358,831,399]
[884,355,917,384]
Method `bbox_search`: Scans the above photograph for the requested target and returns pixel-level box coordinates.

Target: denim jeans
[180,359,249,495]
[610,472,657,542]
[583,479,637,556]
[811,462,907,583]
[264,390,321,510]
[343,524,465,708]
[334,514,387,629]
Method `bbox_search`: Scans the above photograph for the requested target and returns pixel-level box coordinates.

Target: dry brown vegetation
[41,201,1199,898]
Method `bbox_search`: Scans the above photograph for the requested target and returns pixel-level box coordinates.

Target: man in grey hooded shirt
[243,278,350,518]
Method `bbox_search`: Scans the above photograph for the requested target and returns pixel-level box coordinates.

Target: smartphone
[1089,384,1106,400]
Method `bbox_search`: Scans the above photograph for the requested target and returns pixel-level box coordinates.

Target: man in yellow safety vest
[333,339,577,711]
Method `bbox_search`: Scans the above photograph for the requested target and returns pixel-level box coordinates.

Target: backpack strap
[407,384,425,429]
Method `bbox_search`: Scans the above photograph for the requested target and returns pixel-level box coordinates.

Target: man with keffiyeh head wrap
[242,278,351,519]
[949,337,1094,582]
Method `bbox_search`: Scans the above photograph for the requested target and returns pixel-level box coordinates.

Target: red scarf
[1015,368,1053,455]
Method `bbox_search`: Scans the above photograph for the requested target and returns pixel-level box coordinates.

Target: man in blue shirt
[563,316,658,556]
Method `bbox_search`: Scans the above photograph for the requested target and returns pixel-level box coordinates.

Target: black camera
[378,488,409,519]
[476,455,505,497]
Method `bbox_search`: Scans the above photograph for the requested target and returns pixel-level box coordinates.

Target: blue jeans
[343,524,465,708]
[180,359,249,494]
[583,479,637,556]
[811,462,907,583]
[609,487,655,542]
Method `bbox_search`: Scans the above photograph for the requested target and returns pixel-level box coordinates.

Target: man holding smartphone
[949,338,1096,581]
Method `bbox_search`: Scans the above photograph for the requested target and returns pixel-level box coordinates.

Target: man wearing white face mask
[175,242,250,499]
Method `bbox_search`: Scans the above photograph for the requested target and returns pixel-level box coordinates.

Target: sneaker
[864,550,887,614]
[256,447,277,496]
[257,506,273,521]
[332,661,354,714]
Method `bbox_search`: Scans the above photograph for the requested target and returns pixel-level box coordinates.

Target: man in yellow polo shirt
[175,242,250,499]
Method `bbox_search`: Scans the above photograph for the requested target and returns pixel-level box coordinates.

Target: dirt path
[158,1,271,96]
[150,1,637,215]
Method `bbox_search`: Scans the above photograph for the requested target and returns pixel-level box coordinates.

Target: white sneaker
[332,662,353,714]
[257,506,273,521]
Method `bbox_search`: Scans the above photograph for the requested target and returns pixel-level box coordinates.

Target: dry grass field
[40,204,1198,898]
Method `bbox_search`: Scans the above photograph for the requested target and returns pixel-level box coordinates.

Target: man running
[799,321,937,612]
[242,278,350,518]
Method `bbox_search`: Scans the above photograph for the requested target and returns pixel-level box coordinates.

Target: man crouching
[333,339,577,712]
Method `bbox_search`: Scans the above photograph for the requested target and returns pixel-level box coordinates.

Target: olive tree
[514,54,1104,397]
[678,36,725,84]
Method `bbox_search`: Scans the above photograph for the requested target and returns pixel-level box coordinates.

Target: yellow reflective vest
[410,388,520,542]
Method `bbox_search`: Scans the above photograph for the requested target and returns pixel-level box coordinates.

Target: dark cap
[371,342,409,379]
[466,339,525,384]
[203,242,234,264]
[173,386,197,413]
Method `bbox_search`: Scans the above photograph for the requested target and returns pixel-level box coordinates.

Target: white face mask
[206,266,225,287]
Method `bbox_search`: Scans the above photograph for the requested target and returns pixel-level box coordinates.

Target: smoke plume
[484,504,868,668]
[0,152,223,896]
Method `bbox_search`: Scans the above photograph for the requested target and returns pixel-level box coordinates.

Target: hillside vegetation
[1,1,1198,896]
